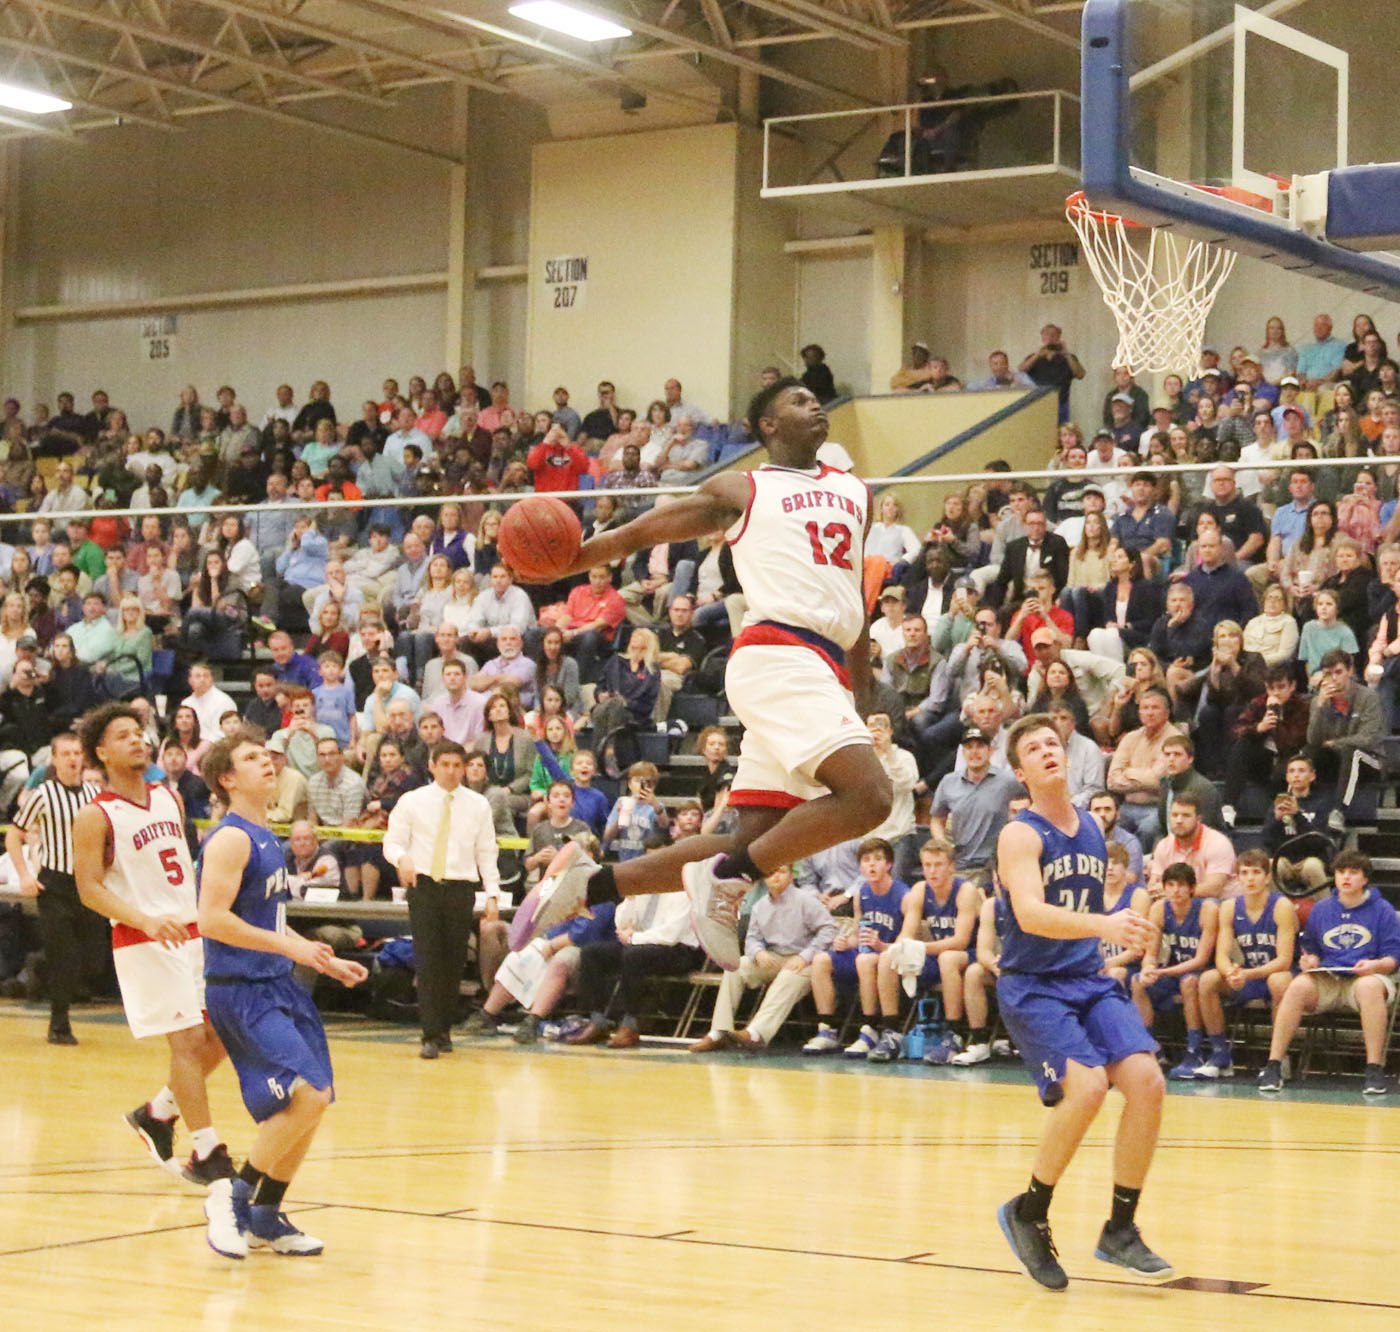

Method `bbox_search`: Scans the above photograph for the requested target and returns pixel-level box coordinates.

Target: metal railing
[761,89,1080,197]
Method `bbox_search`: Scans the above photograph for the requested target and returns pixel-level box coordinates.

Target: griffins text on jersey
[779,488,866,526]
[131,819,185,852]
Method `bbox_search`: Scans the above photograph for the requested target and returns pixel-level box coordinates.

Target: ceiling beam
[187,0,508,94]
[0,31,462,162]
[946,0,1079,49]
[894,3,1083,32]
[740,0,905,49]
[23,0,392,106]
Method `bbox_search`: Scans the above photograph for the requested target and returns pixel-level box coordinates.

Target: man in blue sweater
[1259,849,1400,1096]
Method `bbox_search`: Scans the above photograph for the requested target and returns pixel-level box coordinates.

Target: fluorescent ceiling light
[507,2,631,42]
[0,80,71,115]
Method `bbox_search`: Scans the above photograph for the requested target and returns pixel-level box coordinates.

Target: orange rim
[1065,190,1144,229]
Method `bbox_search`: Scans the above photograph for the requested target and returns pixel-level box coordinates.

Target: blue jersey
[1234,892,1282,970]
[1160,896,1204,968]
[998,808,1106,979]
[858,878,909,942]
[918,878,968,942]
[1100,883,1136,961]
[197,811,292,983]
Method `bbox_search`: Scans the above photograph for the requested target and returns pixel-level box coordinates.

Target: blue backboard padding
[1327,165,1400,251]
[1081,0,1400,294]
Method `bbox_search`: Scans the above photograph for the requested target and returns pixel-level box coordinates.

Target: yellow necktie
[430,788,452,880]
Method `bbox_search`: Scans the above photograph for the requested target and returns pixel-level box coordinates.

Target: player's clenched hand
[286,936,336,971]
[142,914,190,948]
[324,957,369,987]
[1101,908,1152,953]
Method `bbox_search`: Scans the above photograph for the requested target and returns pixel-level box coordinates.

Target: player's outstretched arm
[198,825,335,973]
[72,804,185,944]
[999,821,1151,951]
[558,472,750,578]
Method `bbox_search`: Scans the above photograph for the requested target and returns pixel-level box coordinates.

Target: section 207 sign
[543,255,588,311]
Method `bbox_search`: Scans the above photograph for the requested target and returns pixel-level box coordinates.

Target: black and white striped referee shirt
[13,780,101,876]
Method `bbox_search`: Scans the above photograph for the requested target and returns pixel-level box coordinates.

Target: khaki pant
[1275,856,1328,894]
[655,667,684,723]
[710,953,812,1045]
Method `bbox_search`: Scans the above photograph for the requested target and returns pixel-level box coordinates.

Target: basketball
[498,496,583,583]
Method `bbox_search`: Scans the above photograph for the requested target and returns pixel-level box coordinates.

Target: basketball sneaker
[204,1177,249,1261]
[461,1010,501,1037]
[513,1014,541,1045]
[1167,1050,1204,1080]
[182,1143,236,1187]
[843,1024,879,1059]
[867,1030,903,1063]
[1093,1222,1174,1280]
[1257,1059,1284,1092]
[922,1031,965,1066]
[530,843,597,937]
[950,1041,991,1066]
[997,1197,1068,1292]
[1363,1065,1392,1096]
[247,1207,325,1256]
[1194,1046,1235,1080]
[123,1103,183,1178]
[681,856,746,971]
[802,1025,841,1054]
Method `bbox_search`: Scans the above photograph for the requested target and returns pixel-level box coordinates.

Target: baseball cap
[1151,402,1174,414]
[1082,483,1105,498]
[961,727,995,746]
[954,576,978,594]
[1030,626,1058,648]
[1092,427,1115,441]
[1201,344,1219,353]
[1279,375,1300,387]
[266,735,287,754]
[879,585,906,603]
[1111,392,1134,405]
[1202,367,1222,377]
[1240,353,1261,366]
[1283,405,1305,419]
[15,631,37,649]
[911,340,930,352]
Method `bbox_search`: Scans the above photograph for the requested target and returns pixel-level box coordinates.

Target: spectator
[561,564,627,684]
[929,728,1023,878]
[1102,366,1150,429]
[1297,312,1345,388]
[1262,755,1334,897]
[1088,790,1144,887]
[522,779,590,886]
[421,623,480,700]
[182,661,237,741]
[471,690,534,815]
[991,507,1069,605]
[655,417,708,485]
[68,593,116,668]
[690,864,836,1052]
[1298,588,1358,679]
[463,565,534,652]
[1111,472,1176,577]
[885,614,938,721]
[1018,323,1086,422]
[467,624,536,705]
[266,736,309,823]
[602,760,668,860]
[967,349,1033,392]
[312,651,357,748]
[424,658,487,747]
[1183,528,1257,627]
[591,628,660,736]
[1149,583,1213,701]
[1147,794,1236,900]
[580,381,621,442]
[1243,583,1301,667]
[1106,685,1180,845]
[158,741,208,822]
[257,516,327,636]
[1157,733,1223,832]
[1307,649,1383,833]
[1047,702,1103,806]
[265,629,322,691]
[282,820,342,897]
[864,712,921,884]
[271,689,336,779]
[243,667,283,735]
[1259,851,1400,1096]
[1132,861,1218,1079]
[0,659,55,812]
[167,705,209,776]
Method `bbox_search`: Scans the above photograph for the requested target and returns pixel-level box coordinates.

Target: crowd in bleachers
[1,313,1398,1092]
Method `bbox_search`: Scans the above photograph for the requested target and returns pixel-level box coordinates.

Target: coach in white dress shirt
[383,739,500,1059]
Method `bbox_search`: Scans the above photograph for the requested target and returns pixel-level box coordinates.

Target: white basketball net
[1066,192,1238,378]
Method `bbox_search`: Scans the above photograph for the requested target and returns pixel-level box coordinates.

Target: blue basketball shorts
[830,949,865,989]
[918,948,969,987]
[1222,976,1275,1007]
[205,973,335,1123]
[1143,973,1184,1013]
[996,971,1158,1107]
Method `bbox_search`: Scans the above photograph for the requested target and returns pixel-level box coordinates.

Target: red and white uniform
[723,461,873,807]
[95,784,205,1040]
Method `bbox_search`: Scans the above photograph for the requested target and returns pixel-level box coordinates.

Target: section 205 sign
[543,255,588,311]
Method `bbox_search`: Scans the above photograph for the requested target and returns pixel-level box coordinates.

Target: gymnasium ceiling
[0,0,1084,153]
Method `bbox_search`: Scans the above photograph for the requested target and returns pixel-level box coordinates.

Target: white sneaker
[1221,805,1236,829]
[803,1027,841,1054]
[844,1024,879,1059]
[247,1210,325,1256]
[951,1041,991,1066]
[991,1038,1013,1058]
[681,855,746,971]
[530,843,598,937]
[204,1178,248,1260]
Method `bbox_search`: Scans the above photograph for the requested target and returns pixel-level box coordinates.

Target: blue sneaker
[922,1031,964,1066]
[248,1204,324,1256]
[1194,1046,1235,1080]
[866,1031,903,1064]
[1168,1050,1204,1080]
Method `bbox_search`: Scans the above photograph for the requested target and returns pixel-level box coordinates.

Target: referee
[3,732,103,1045]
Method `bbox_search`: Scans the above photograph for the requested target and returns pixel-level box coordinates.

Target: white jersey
[725,461,869,651]
[93,784,197,926]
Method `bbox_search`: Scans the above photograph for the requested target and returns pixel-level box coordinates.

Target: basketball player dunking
[995,713,1172,1291]
[196,729,366,1259]
[71,703,234,1186]
[529,378,893,966]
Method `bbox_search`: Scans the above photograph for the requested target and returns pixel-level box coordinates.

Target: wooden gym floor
[1,1002,1397,1332]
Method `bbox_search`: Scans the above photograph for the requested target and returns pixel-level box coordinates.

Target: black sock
[251,1174,289,1209]
[585,864,619,907]
[1109,1184,1141,1231]
[1018,1175,1054,1223]
[969,1026,988,1045]
[714,846,761,882]
[238,1161,265,1191]
[49,1006,70,1030]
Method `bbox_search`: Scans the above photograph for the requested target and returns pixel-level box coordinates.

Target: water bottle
[857,914,875,954]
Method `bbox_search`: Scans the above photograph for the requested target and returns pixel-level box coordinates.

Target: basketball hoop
[1066,190,1238,377]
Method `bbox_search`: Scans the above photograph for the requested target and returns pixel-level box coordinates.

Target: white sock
[191,1127,220,1160]
[149,1086,179,1121]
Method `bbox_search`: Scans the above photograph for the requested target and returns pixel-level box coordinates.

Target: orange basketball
[498,496,583,583]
